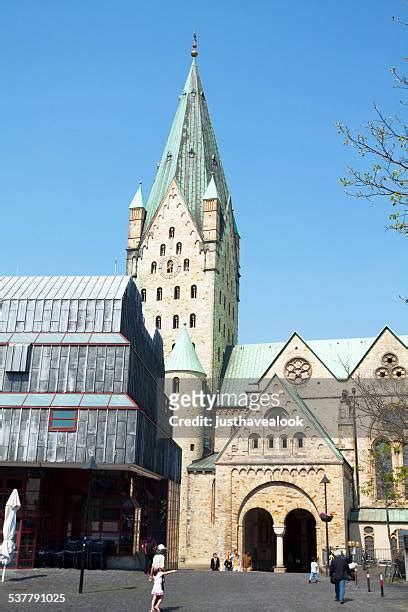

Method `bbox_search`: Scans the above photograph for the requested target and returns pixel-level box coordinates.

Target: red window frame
[48,408,78,432]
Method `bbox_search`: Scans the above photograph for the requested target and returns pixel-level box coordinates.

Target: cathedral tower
[126,36,239,386]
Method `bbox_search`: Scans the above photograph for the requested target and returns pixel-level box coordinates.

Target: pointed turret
[203,173,221,245]
[166,326,205,376]
[143,45,230,234]
[129,183,145,209]
[126,182,146,276]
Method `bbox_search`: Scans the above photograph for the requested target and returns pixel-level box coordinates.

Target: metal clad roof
[144,59,230,233]
[221,334,408,388]
[187,452,218,472]
[0,392,137,409]
[349,508,408,523]
[166,327,205,374]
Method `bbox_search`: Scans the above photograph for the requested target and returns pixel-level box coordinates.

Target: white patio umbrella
[1,489,21,582]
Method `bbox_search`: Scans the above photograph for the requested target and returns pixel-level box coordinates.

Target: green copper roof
[203,173,219,200]
[144,59,230,233]
[166,326,205,375]
[221,331,408,387]
[187,452,218,472]
[129,183,144,209]
[349,508,408,523]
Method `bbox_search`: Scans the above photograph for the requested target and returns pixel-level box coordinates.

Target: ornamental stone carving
[285,358,312,384]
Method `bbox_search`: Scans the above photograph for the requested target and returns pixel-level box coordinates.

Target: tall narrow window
[172,377,180,393]
[174,286,180,299]
[281,435,288,449]
[223,296,226,309]
[268,436,274,449]
[228,303,230,315]
[373,439,393,499]
[176,242,182,255]
[167,259,174,274]
[249,433,260,450]
[183,259,190,271]
[191,285,197,298]
[189,313,196,328]
[173,315,179,329]
[219,291,222,304]
[217,347,220,361]
[218,319,221,332]
[141,289,146,302]
[151,261,157,274]
[155,316,161,329]
[156,287,162,301]
[223,323,225,337]
[169,227,175,238]
[233,307,235,320]
[160,244,166,256]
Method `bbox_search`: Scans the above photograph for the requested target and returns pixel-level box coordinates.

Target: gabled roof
[143,59,230,233]
[165,326,205,375]
[220,329,408,389]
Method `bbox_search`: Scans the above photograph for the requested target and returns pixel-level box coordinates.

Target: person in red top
[141,534,157,575]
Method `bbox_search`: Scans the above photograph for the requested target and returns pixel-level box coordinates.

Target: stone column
[273,525,286,573]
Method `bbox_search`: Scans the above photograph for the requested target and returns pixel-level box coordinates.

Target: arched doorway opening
[243,508,276,571]
[284,508,316,572]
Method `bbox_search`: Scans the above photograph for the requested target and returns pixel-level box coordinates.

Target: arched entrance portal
[284,509,316,572]
[243,508,276,571]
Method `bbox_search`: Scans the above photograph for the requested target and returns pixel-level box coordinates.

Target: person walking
[224,553,232,571]
[230,549,241,572]
[141,534,157,575]
[330,551,350,604]
[150,544,166,578]
[210,553,220,571]
[242,551,252,573]
[308,557,320,583]
[150,567,176,611]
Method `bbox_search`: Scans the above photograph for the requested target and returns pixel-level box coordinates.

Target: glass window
[176,242,182,255]
[155,316,161,330]
[172,377,180,393]
[151,262,157,274]
[167,260,174,274]
[160,244,166,256]
[169,227,175,238]
[189,313,196,328]
[191,285,197,298]
[174,286,180,299]
[141,289,146,302]
[173,315,179,329]
[156,287,162,301]
[49,409,77,431]
[183,259,189,271]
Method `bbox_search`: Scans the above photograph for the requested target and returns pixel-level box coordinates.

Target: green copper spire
[166,326,205,375]
[143,51,230,233]
[203,173,219,200]
[129,182,144,209]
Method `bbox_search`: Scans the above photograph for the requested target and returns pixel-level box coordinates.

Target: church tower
[126,35,239,386]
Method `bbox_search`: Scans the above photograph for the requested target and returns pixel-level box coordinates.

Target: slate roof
[349,508,408,523]
[144,59,230,233]
[221,330,408,390]
[166,327,205,375]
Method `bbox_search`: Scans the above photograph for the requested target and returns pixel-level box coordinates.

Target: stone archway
[284,508,317,572]
[243,507,276,571]
[237,482,322,573]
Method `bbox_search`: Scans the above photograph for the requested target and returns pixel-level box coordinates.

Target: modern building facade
[127,40,408,570]
[0,275,181,569]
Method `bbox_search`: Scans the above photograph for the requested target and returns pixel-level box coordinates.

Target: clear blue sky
[1,0,406,344]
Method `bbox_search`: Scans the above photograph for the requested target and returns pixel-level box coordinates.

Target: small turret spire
[129,182,144,209]
[191,32,198,58]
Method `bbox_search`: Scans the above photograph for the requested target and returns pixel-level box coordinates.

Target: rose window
[375,367,390,379]
[392,366,406,379]
[285,358,312,384]
[382,353,398,367]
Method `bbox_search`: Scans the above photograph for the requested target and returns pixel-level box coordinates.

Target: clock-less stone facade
[126,41,408,570]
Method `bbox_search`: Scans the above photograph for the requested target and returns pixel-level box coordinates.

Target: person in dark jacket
[210,553,220,571]
[330,552,350,604]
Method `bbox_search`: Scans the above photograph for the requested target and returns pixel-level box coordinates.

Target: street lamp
[320,474,331,576]
[78,455,97,594]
